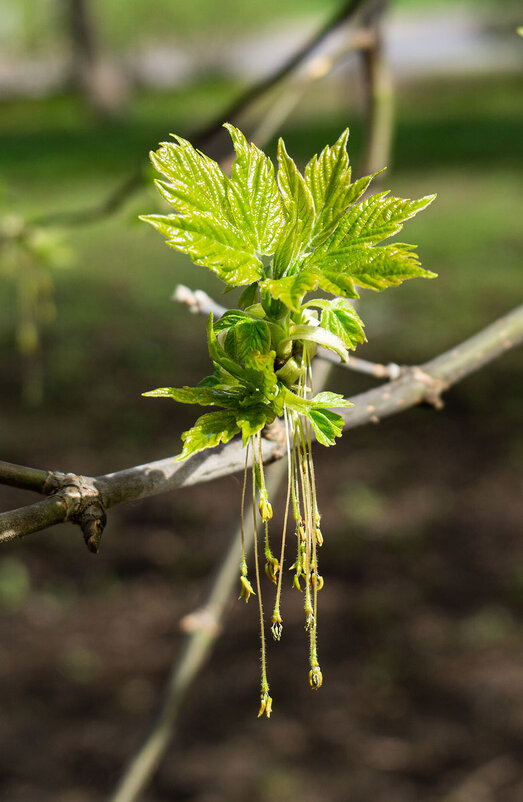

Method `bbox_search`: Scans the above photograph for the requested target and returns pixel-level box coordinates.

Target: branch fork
[42,471,106,553]
[406,365,447,409]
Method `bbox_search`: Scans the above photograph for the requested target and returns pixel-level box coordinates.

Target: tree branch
[192,0,369,146]
[25,0,372,231]
[2,305,521,546]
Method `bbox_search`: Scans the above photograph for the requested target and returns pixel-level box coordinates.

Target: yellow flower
[258,489,273,521]
[258,690,273,718]
[309,665,323,690]
[271,611,283,641]
[238,575,255,602]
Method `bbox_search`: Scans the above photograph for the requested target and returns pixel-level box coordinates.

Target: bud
[258,489,273,521]
[309,665,323,690]
[305,612,315,631]
[264,558,279,584]
[271,611,283,641]
[238,575,255,602]
[258,690,273,718]
[311,572,324,590]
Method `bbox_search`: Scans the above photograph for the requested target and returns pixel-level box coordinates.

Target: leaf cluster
[142,125,435,457]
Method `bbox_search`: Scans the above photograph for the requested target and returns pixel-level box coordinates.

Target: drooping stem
[251,435,271,716]
[271,409,293,639]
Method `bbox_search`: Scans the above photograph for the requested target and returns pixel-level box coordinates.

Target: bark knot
[407,366,447,409]
[42,472,106,553]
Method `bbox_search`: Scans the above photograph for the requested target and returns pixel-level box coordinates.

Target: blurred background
[0,0,522,800]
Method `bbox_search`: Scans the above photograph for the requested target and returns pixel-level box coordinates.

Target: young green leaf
[317,243,436,292]
[304,129,378,247]
[142,385,242,408]
[271,218,305,280]
[315,267,359,299]
[142,213,263,286]
[275,139,314,274]
[277,139,314,230]
[149,135,229,217]
[286,324,349,362]
[207,313,247,380]
[213,309,254,332]
[176,410,240,461]
[224,124,285,255]
[225,318,271,365]
[284,388,352,413]
[238,282,259,309]
[307,408,345,446]
[235,404,273,446]
[309,390,353,409]
[243,350,279,400]
[305,298,365,349]
[262,270,319,312]
[323,191,436,249]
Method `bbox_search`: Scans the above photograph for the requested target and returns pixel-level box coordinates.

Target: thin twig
[318,346,402,379]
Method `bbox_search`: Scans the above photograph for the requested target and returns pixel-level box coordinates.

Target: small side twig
[317,346,403,379]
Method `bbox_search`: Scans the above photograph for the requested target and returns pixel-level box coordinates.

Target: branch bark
[2,304,521,546]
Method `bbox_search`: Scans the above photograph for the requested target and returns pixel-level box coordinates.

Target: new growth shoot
[141,124,435,715]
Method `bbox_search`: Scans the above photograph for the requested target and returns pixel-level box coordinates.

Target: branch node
[42,472,106,553]
[408,366,447,409]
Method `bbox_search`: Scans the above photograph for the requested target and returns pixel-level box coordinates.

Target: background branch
[192,0,369,147]
[26,0,371,231]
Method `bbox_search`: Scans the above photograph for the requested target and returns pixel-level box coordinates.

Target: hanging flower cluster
[142,124,435,715]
